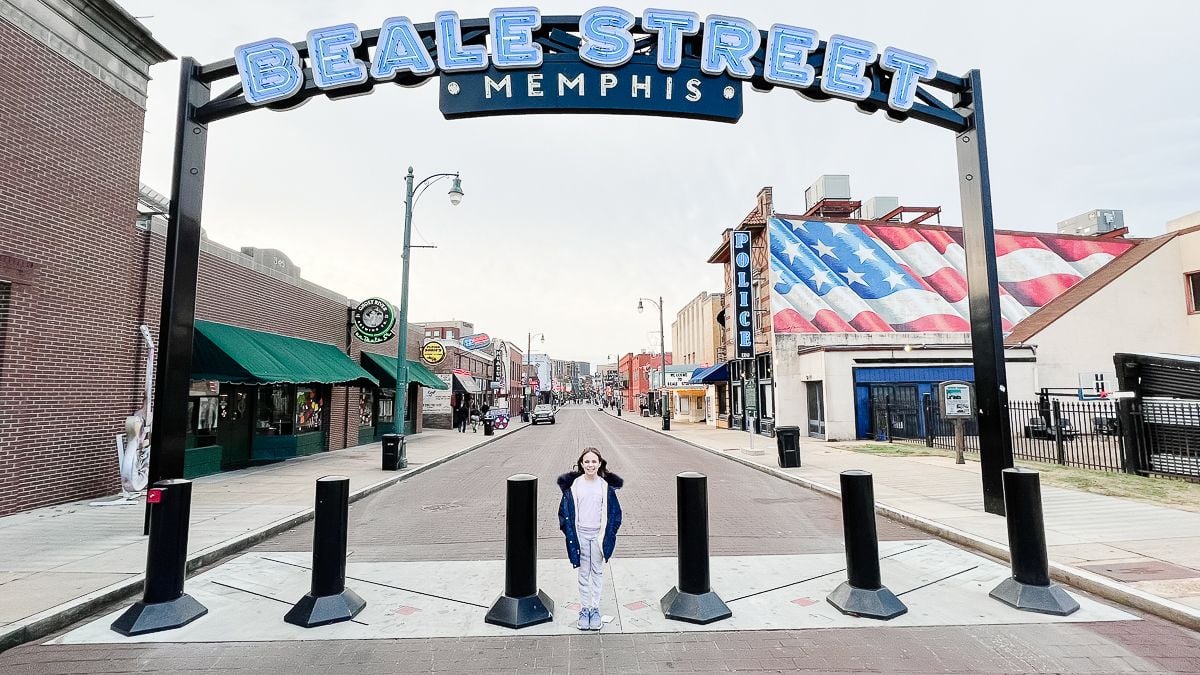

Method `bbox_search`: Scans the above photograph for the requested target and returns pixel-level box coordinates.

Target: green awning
[361,352,449,390]
[192,320,378,387]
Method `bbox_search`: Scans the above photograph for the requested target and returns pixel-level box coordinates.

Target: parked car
[531,404,556,425]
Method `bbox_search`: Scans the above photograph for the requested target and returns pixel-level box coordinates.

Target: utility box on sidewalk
[775,426,801,468]
[382,434,406,471]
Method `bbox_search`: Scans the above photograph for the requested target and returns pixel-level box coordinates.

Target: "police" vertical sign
[731,230,754,360]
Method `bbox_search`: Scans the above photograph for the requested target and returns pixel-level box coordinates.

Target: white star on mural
[810,268,832,290]
[841,268,867,286]
[853,244,876,263]
[828,222,850,235]
[781,238,805,264]
[883,271,906,289]
[814,240,836,258]
[771,265,786,286]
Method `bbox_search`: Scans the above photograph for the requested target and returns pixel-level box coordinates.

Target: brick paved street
[3,408,1199,673]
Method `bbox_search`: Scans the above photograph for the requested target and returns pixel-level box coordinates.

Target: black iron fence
[873,394,1200,481]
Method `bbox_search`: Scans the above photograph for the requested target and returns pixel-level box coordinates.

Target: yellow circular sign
[421,341,446,365]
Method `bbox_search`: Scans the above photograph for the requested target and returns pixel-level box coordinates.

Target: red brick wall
[0,19,149,516]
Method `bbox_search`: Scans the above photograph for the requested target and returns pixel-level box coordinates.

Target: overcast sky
[118,1,1200,368]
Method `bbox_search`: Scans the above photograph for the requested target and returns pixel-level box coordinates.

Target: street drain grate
[421,503,461,512]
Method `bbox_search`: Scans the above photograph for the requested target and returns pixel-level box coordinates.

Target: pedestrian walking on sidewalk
[557,448,623,632]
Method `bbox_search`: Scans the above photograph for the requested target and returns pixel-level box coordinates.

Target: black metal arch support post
[146,58,211,533]
[954,69,1014,516]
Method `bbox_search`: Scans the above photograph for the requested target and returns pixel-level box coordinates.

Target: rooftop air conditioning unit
[860,196,900,220]
[804,175,852,209]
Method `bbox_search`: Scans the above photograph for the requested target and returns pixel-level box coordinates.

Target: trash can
[483,417,495,436]
[775,426,801,468]
[382,433,406,471]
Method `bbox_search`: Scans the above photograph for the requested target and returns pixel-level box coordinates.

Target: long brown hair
[574,447,609,478]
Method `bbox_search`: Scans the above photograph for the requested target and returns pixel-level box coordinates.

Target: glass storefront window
[359,390,374,427]
[295,386,324,433]
[378,390,395,424]
[257,385,292,435]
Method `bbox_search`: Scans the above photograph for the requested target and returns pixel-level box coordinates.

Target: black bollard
[989,468,1079,615]
[111,480,208,636]
[826,470,907,620]
[284,476,366,627]
[485,474,554,628]
[660,472,731,624]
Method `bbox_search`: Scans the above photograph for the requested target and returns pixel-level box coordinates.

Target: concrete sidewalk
[0,423,527,651]
[614,411,1200,630]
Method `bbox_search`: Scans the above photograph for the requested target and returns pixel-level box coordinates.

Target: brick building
[617,352,673,413]
[0,1,171,516]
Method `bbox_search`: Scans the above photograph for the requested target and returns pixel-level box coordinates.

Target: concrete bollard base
[660,587,732,625]
[110,593,208,636]
[284,588,366,628]
[484,590,554,629]
[826,580,907,620]
[989,576,1080,616]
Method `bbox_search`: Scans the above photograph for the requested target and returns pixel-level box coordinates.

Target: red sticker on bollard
[146,488,163,503]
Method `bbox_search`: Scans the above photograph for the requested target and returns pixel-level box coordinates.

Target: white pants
[577,527,604,609]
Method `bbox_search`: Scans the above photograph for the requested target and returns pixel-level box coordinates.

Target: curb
[608,412,1200,632]
[0,424,528,653]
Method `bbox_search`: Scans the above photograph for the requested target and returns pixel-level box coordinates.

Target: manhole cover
[421,503,461,512]
[1079,560,1200,582]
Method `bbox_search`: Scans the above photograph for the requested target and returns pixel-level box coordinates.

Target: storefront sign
[461,332,491,350]
[421,340,446,364]
[351,297,395,344]
[233,8,937,124]
[424,374,454,413]
[731,230,754,360]
[939,380,974,418]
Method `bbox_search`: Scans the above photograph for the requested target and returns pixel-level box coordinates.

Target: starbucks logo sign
[352,298,395,344]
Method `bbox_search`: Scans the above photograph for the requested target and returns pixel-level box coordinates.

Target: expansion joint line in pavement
[895,565,979,597]
[723,543,930,603]
[208,580,371,626]
[258,555,490,609]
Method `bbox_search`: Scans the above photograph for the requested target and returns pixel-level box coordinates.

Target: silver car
[531,404,556,425]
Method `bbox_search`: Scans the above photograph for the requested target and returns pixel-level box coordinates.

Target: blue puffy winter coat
[557,471,623,567]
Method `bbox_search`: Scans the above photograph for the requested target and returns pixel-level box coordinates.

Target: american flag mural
[769,217,1136,334]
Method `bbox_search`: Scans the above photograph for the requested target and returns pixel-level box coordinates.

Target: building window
[447,329,455,338]
[0,282,8,373]
[359,390,374,427]
[257,385,293,435]
[1188,272,1200,314]
[295,386,325,433]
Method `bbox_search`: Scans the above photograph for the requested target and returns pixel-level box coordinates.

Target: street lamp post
[525,332,544,421]
[394,167,463,437]
[638,297,669,431]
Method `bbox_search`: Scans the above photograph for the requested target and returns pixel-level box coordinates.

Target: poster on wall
[424,374,453,413]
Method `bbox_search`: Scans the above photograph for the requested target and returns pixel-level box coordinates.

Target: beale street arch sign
[151,7,1014,515]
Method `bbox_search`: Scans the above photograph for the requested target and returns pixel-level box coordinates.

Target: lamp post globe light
[637,296,669,431]
[525,332,545,421]
[394,167,463,438]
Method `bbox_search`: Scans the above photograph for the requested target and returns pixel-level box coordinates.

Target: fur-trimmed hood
[557,470,624,492]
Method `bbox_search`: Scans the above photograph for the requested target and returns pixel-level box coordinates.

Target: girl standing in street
[557,448,623,631]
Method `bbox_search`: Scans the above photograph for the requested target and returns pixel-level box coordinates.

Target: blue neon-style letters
[642,9,700,71]
[764,24,817,89]
[578,6,635,67]
[490,7,543,68]
[879,47,936,111]
[372,17,435,79]
[435,11,487,71]
[307,24,368,90]
[235,38,304,106]
[821,35,876,100]
[701,15,759,78]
